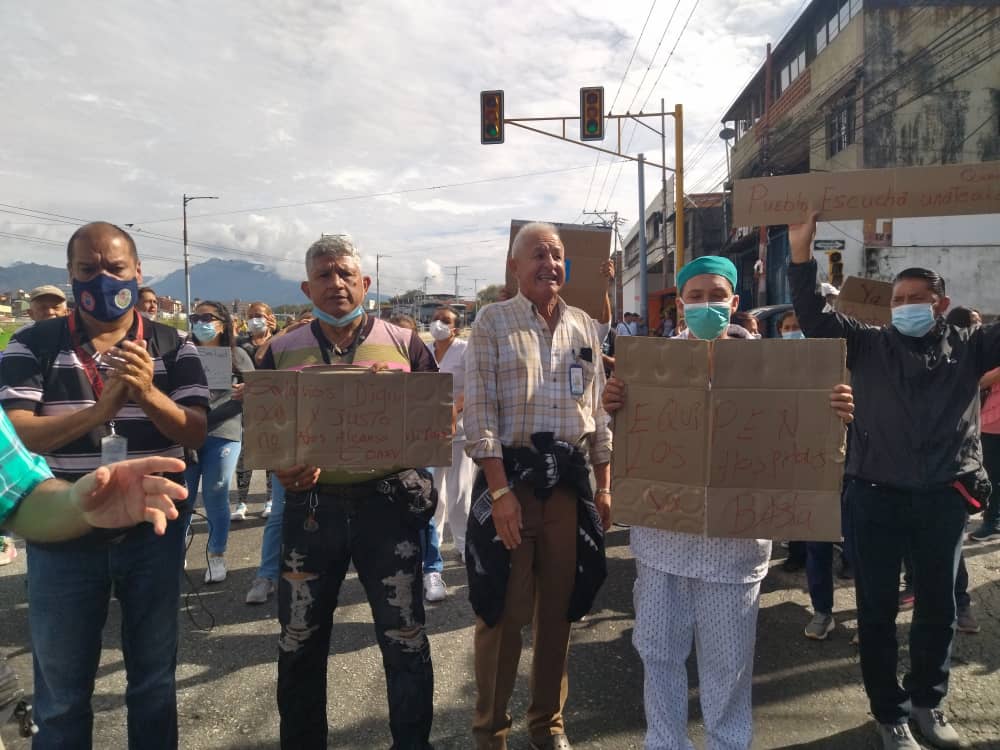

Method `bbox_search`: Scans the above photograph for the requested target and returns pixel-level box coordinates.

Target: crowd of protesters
[0,218,996,750]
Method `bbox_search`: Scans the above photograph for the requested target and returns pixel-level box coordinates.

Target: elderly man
[0,222,209,750]
[26,285,68,321]
[464,222,612,750]
[602,255,854,750]
[261,234,437,750]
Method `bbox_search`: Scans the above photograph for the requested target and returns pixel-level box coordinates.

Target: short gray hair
[305,234,362,274]
[511,222,561,259]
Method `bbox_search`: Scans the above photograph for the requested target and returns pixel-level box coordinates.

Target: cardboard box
[197,347,234,390]
[835,276,893,327]
[241,367,454,470]
[506,220,612,319]
[612,336,847,541]
[732,160,1000,225]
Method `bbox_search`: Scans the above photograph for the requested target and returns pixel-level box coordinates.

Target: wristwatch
[595,488,612,497]
[491,486,511,502]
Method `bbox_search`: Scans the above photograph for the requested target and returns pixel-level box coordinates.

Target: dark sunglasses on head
[189,313,222,324]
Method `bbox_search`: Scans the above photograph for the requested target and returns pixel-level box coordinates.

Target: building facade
[721,0,1000,312]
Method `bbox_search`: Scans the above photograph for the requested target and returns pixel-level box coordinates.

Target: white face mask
[429,320,452,341]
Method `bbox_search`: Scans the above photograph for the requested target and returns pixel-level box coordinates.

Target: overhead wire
[580,0,662,217]
[686,5,996,192]
[599,0,702,211]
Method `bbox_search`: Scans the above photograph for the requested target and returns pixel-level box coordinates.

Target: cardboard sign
[835,276,893,327]
[197,347,233,390]
[241,368,454,470]
[505,220,612,318]
[612,337,847,541]
[732,160,1000,225]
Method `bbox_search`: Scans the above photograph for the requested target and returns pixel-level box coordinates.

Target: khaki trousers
[472,481,578,750]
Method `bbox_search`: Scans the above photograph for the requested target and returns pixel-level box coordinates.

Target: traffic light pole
[503,112,673,171]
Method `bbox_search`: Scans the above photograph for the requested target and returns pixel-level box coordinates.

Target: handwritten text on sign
[732,160,1000,225]
[612,337,847,541]
[241,368,453,470]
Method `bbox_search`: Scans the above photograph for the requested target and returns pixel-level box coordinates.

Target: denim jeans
[420,518,444,575]
[805,542,834,614]
[847,479,967,723]
[183,436,241,555]
[257,479,285,581]
[276,486,434,750]
[980,432,1000,528]
[26,510,189,749]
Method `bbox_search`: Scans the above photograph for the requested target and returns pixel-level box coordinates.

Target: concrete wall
[869,242,1000,315]
[863,4,1000,169]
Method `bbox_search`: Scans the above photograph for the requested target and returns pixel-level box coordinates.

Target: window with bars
[828,102,855,157]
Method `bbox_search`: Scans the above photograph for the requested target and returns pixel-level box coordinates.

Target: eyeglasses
[189,314,222,324]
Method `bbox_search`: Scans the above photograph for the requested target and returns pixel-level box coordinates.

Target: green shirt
[0,408,54,526]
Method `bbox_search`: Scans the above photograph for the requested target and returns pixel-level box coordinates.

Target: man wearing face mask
[137,286,159,319]
[260,234,438,750]
[788,215,1000,750]
[0,222,209,750]
[601,255,855,750]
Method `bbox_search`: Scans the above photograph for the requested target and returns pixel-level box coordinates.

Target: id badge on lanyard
[101,422,128,465]
[569,363,585,396]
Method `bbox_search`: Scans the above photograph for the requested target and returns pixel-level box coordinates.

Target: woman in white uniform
[428,305,477,560]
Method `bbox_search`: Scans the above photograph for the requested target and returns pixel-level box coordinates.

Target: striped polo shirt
[0,311,210,481]
[262,315,436,484]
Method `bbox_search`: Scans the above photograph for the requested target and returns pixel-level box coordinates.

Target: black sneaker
[969,522,1000,542]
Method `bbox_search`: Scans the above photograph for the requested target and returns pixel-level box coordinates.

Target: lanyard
[67,311,143,399]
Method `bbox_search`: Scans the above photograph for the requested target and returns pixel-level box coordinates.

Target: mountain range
[0,259,390,307]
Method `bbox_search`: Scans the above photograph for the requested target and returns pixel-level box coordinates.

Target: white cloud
[0,0,805,295]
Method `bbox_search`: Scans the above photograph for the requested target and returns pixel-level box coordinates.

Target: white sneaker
[261,500,272,518]
[230,503,247,521]
[245,577,276,604]
[423,572,447,602]
[205,555,227,584]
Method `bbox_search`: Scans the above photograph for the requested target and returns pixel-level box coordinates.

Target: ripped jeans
[277,483,434,750]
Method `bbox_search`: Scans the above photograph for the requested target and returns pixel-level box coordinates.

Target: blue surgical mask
[192,322,219,343]
[312,305,364,328]
[781,330,806,340]
[892,303,936,338]
[683,301,732,340]
[72,274,138,322]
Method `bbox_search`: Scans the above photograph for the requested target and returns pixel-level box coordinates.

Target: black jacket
[788,258,1000,490]
[465,433,607,627]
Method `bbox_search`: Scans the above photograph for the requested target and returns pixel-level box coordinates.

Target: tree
[477,284,505,305]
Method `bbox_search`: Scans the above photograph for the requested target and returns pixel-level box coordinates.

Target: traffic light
[828,251,844,287]
[480,90,504,145]
[580,86,605,141]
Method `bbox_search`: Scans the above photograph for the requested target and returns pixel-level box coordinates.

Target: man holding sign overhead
[788,215,1000,750]
[260,234,438,750]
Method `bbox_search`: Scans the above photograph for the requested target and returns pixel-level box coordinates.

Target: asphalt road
[2,477,999,749]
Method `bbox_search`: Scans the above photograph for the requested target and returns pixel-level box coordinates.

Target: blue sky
[0,0,806,296]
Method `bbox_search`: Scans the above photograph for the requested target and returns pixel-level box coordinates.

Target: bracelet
[595,488,612,497]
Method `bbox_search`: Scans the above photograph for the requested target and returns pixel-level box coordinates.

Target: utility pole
[182,193,219,326]
[673,103,685,280]
[444,265,468,300]
[637,154,648,331]
[472,278,483,322]
[376,253,391,319]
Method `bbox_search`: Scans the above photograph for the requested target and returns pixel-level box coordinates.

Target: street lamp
[182,193,219,326]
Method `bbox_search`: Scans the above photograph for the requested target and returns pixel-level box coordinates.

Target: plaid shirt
[0,408,54,526]
[464,293,612,464]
